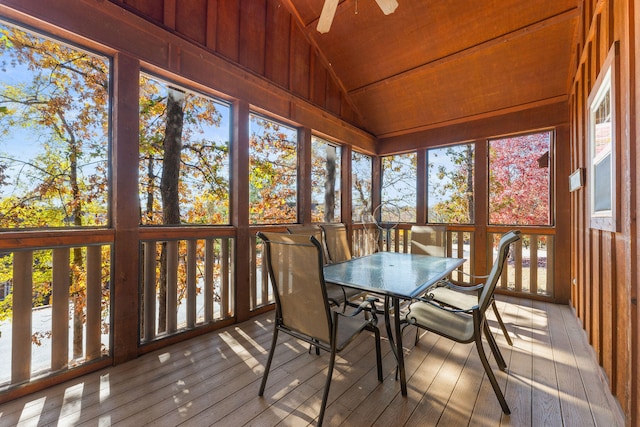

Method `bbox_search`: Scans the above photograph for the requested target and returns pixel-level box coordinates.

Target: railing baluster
[205,239,214,322]
[261,239,269,305]
[86,246,102,361]
[12,250,33,384]
[514,238,523,292]
[52,248,70,371]
[221,238,232,317]
[186,240,197,328]
[250,236,257,309]
[143,241,156,341]
[530,235,539,295]
[547,235,555,296]
[166,240,178,333]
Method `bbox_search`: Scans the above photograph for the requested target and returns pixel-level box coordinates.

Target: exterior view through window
[351,151,372,222]
[249,114,297,224]
[311,136,341,222]
[489,131,552,226]
[0,22,112,380]
[139,74,231,225]
[381,152,417,223]
[427,143,475,224]
[489,130,553,296]
[0,24,110,228]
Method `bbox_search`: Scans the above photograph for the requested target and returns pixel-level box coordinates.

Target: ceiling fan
[317,0,399,34]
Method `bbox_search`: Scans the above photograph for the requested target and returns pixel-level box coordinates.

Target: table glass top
[323,251,465,299]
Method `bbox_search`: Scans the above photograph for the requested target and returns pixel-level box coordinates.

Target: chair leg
[483,321,507,371]
[475,330,510,414]
[492,300,513,346]
[318,348,337,427]
[369,325,383,382]
[259,327,279,396]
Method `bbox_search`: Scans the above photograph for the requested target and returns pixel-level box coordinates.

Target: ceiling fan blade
[317,0,339,33]
[375,0,399,15]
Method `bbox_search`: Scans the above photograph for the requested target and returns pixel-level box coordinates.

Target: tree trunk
[158,88,185,333]
[465,145,474,222]
[324,145,336,222]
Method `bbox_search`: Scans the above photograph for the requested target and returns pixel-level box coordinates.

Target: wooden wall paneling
[289,22,310,99]
[175,0,207,45]
[216,0,240,62]
[591,229,602,363]
[473,138,488,277]
[577,61,587,320]
[123,0,164,23]
[232,100,251,322]
[265,0,291,88]
[310,53,327,107]
[601,231,616,390]
[570,75,580,310]
[206,0,218,49]
[298,127,312,224]
[633,0,640,421]
[579,61,588,329]
[325,76,342,116]
[377,103,569,154]
[341,144,352,224]
[555,124,572,303]
[239,0,266,75]
[163,0,176,30]
[616,229,632,420]
[416,150,427,225]
[613,0,634,420]
[112,52,142,363]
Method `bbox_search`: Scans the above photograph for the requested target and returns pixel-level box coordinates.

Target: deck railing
[354,224,554,298]
[0,236,112,389]
[139,235,235,343]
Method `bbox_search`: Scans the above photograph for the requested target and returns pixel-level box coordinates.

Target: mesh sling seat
[410,225,447,256]
[319,223,352,263]
[403,230,521,415]
[412,225,514,346]
[257,232,383,426]
[286,225,361,308]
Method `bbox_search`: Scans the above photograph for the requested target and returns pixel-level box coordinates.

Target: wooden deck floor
[0,296,625,426]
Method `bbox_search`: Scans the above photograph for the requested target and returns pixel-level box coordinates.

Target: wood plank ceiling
[283,0,580,138]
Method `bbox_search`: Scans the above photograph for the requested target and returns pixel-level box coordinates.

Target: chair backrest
[320,223,352,263]
[478,230,522,313]
[258,231,332,343]
[286,225,330,265]
[410,225,447,256]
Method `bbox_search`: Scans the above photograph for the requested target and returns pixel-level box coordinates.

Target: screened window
[0,22,110,228]
[427,143,475,224]
[139,74,231,225]
[489,131,552,225]
[352,151,372,222]
[381,152,417,223]
[311,136,341,222]
[249,114,297,224]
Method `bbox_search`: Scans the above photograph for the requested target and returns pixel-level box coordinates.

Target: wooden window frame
[587,42,620,232]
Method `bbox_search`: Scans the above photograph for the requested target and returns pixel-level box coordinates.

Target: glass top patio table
[323,251,465,299]
[323,251,466,397]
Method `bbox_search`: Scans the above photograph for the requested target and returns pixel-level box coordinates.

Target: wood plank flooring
[0,296,625,426]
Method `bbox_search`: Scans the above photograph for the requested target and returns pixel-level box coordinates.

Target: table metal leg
[384,295,407,396]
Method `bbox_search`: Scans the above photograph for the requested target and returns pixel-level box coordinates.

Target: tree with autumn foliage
[138,75,230,333]
[248,115,298,224]
[0,24,110,356]
[429,144,475,224]
[489,132,551,225]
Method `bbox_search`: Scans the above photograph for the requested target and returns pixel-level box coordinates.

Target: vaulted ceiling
[283,0,579,138]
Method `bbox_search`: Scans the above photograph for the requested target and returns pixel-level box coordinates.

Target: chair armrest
[438,281,484,293]
[415,296,479,314]
[342,297,379,324]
